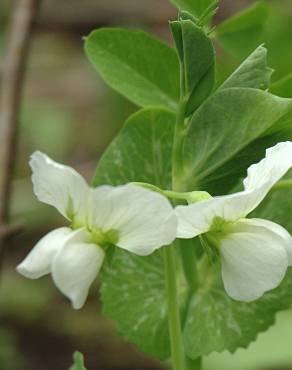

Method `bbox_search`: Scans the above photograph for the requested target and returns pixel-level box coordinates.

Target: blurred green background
[0,0,292,369]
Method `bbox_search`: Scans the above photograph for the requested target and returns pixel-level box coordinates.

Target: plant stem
[164,245,185,370]
[165,60,187,370]
[180,239,199,293]
[166,39,203,370]
[132,182,210,203]
[172,64,187,192]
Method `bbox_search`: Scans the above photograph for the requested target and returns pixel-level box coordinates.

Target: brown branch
[0,223,23,240]
[0,0,41,264]
[0,0,40,223]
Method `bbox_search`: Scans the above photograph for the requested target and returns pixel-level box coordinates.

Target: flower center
[91,228,119,246]
[70,220,119,247]
[207,216,236,246]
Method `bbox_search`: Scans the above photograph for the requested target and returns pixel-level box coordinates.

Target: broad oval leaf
[184,173,292,358]
[180,88,292,191]
[220,45,272,90]
[170,19,216,115]
[181,20,215,115]
[251,170,292,233]
[184,264,292,358]
[93,107,175,188]
[201,128,292,195]
[101,249,173,360]
[85,28,179,110]
[93,108,175,358]
[93,106,292,360]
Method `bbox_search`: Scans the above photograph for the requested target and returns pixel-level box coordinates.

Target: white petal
[29,151,88,222]
[248,218,292,265]
[87,184,177,256]
[16,227,72,279]
[220,219,288,302]
[175,188,264,238]
[244,141,292,194]
[175,142,292,239]
[52,229,104,309]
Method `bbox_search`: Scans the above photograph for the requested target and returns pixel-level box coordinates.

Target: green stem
[179,239,199,292]
[164,245,185,370]
[132,182,211,204]
[172,64,187,192]
[165,72,187,369]
[166,38,203,370]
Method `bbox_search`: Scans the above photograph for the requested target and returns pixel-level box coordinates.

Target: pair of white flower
[17,142,292,308]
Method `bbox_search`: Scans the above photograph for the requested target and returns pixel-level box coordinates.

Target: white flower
[17,151,177,309]
[175,142,292,302]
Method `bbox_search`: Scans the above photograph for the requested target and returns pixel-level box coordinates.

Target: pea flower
[17,152,177,309]
[175,142,292,302]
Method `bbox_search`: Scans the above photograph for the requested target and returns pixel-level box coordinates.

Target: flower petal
[175,142,292,239]
[29,151,88,222]
[175,188,264,238]
[16,227,72,279]
[52,229,104,309]
[220,219,288,302]
[244,141,292,195]
[87,184,177,255]
[248,218,292,265]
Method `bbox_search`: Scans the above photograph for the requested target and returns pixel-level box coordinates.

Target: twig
[0,224,23,240]
[0,0,41,268]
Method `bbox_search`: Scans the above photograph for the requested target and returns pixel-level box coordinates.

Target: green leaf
[182,100,292,358]
[169,0,215,18]
[182,21,215,115]
[184,264,292,358]
[69,352,87,370]
[220,45,272,90]
[101,249,176,359]
[180,88,292,192]
[93,108,175,188]
[170,20,215,115]
[270,73,292,98]
[216,1,269,58]
[184,172,292,358]
[201,129,292,195]
[251,170,292,233]
[85,28,179,110]
[93,108,177,358]
[93,105,292,360]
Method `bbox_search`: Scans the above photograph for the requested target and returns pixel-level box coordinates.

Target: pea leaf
[184,265,292,358]
[201,129,292,195]
[220,45,273,90]
[93,108,175,188]
[69,352,87,370]
[169,0,215,18]
[201,45,281,194]
[85,28,179,110]
[184,169,292,358]
[251,170,292,233]
[101,249,175,360]
[181,88,292,192]
[170,20,215,115]
[216,1,269,58]
[93,106,292,360]
[93,108,181,359]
